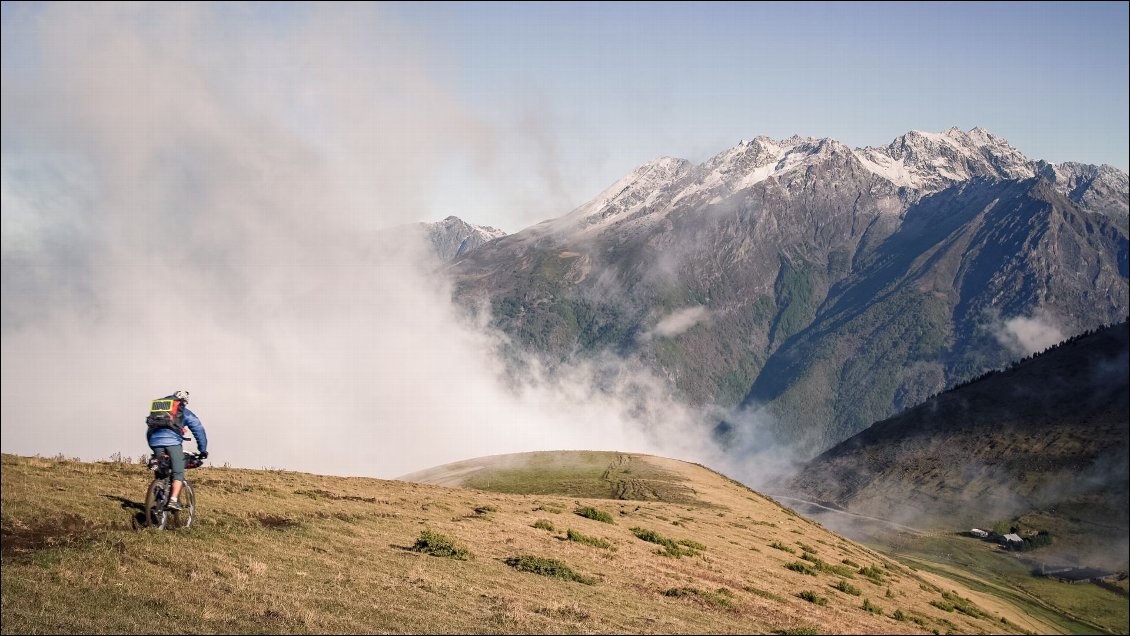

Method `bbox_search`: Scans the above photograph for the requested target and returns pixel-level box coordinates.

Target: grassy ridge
[2,452,1056,634]
[413,451,706,506]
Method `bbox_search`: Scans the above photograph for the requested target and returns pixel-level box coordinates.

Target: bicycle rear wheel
[144,479,169,529]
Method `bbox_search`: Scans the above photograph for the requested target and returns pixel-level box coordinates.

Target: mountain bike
[144,449,204,530]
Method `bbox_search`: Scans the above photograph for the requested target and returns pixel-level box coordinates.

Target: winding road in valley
[768,494,933,536]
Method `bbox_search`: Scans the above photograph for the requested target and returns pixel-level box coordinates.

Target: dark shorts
[151,444,185,481]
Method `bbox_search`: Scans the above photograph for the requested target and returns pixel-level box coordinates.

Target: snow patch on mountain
[853,149,920,188]
[672,135,816,208]
[853,127,1037,192]
[1046,162,1130,217]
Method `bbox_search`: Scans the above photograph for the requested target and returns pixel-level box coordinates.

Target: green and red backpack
[146,395,186,434]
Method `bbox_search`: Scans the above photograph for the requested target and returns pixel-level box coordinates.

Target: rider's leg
[164,445,187,504]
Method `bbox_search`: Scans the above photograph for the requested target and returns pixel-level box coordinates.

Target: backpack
[146,395,186,434]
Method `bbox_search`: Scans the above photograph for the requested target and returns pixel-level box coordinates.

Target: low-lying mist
[1,3,794,486]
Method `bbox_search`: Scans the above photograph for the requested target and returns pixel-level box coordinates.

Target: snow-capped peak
[593,156,693,205]
[677,135,820,204]
[551,156,694,232]
[548,127,1125,241]
[853,127,1036,191]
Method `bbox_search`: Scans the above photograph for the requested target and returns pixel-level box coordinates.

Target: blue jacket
[147,407,208,453]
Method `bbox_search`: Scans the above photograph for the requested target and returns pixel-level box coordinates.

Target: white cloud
[650,306,711,339]
[993,311,1066,356]
[0,3,734,479]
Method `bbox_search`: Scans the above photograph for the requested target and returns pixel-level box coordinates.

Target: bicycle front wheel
[169,481,196,529]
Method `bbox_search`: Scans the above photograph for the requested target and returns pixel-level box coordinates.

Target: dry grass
[1,451,1057,634]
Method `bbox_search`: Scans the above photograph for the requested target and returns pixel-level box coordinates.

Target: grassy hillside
[2,451,1049,635]
[779,321,1129,558]
[772,323,1130,635]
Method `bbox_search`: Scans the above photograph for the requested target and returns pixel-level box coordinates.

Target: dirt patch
[1,513,99,562]
[603,455,707,506]
[340,495,379,503]
[255,514,302,530]
[293,488,378,503]
[195,478,254,493]
[311,511,362,523]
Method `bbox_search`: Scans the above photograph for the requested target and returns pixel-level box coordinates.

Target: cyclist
[146,390,208,511]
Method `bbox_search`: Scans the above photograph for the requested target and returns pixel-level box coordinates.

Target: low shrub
[798,553,854,576]
[796,590,827,605]
[858,565,886,584]
[504,555,594,585]
[662,587,733,609]
[411,530,471,560]
[631,527,700,557]
[574,506,615,524]
[784,561,817,576]
[678,539,707,551]
[566,528,613,549]
[744,585,784,602]
[939,591,989,619]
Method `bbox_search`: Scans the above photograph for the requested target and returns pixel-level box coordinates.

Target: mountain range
[444,127,1129,459]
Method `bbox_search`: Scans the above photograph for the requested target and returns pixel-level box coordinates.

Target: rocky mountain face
[734,175,1129,453]
[421,216,507,262]
[775,322,1129,562]
[448,128,1129,459]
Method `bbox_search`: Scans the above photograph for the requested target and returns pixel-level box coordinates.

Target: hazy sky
[4,2,1127,231]
[391,0,1129,229]
[0,1,1126,479]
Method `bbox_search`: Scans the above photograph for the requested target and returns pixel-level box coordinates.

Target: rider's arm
[183,409,207,453]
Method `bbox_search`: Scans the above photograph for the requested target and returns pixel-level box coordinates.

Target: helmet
[173,390,189,402]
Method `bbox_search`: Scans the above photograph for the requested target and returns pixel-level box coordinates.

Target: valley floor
[786,505,1130,635]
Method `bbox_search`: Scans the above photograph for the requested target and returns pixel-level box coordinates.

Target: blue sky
[404,1,1129,158]
[3,1,1127,231]
[388,1,1129,227]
